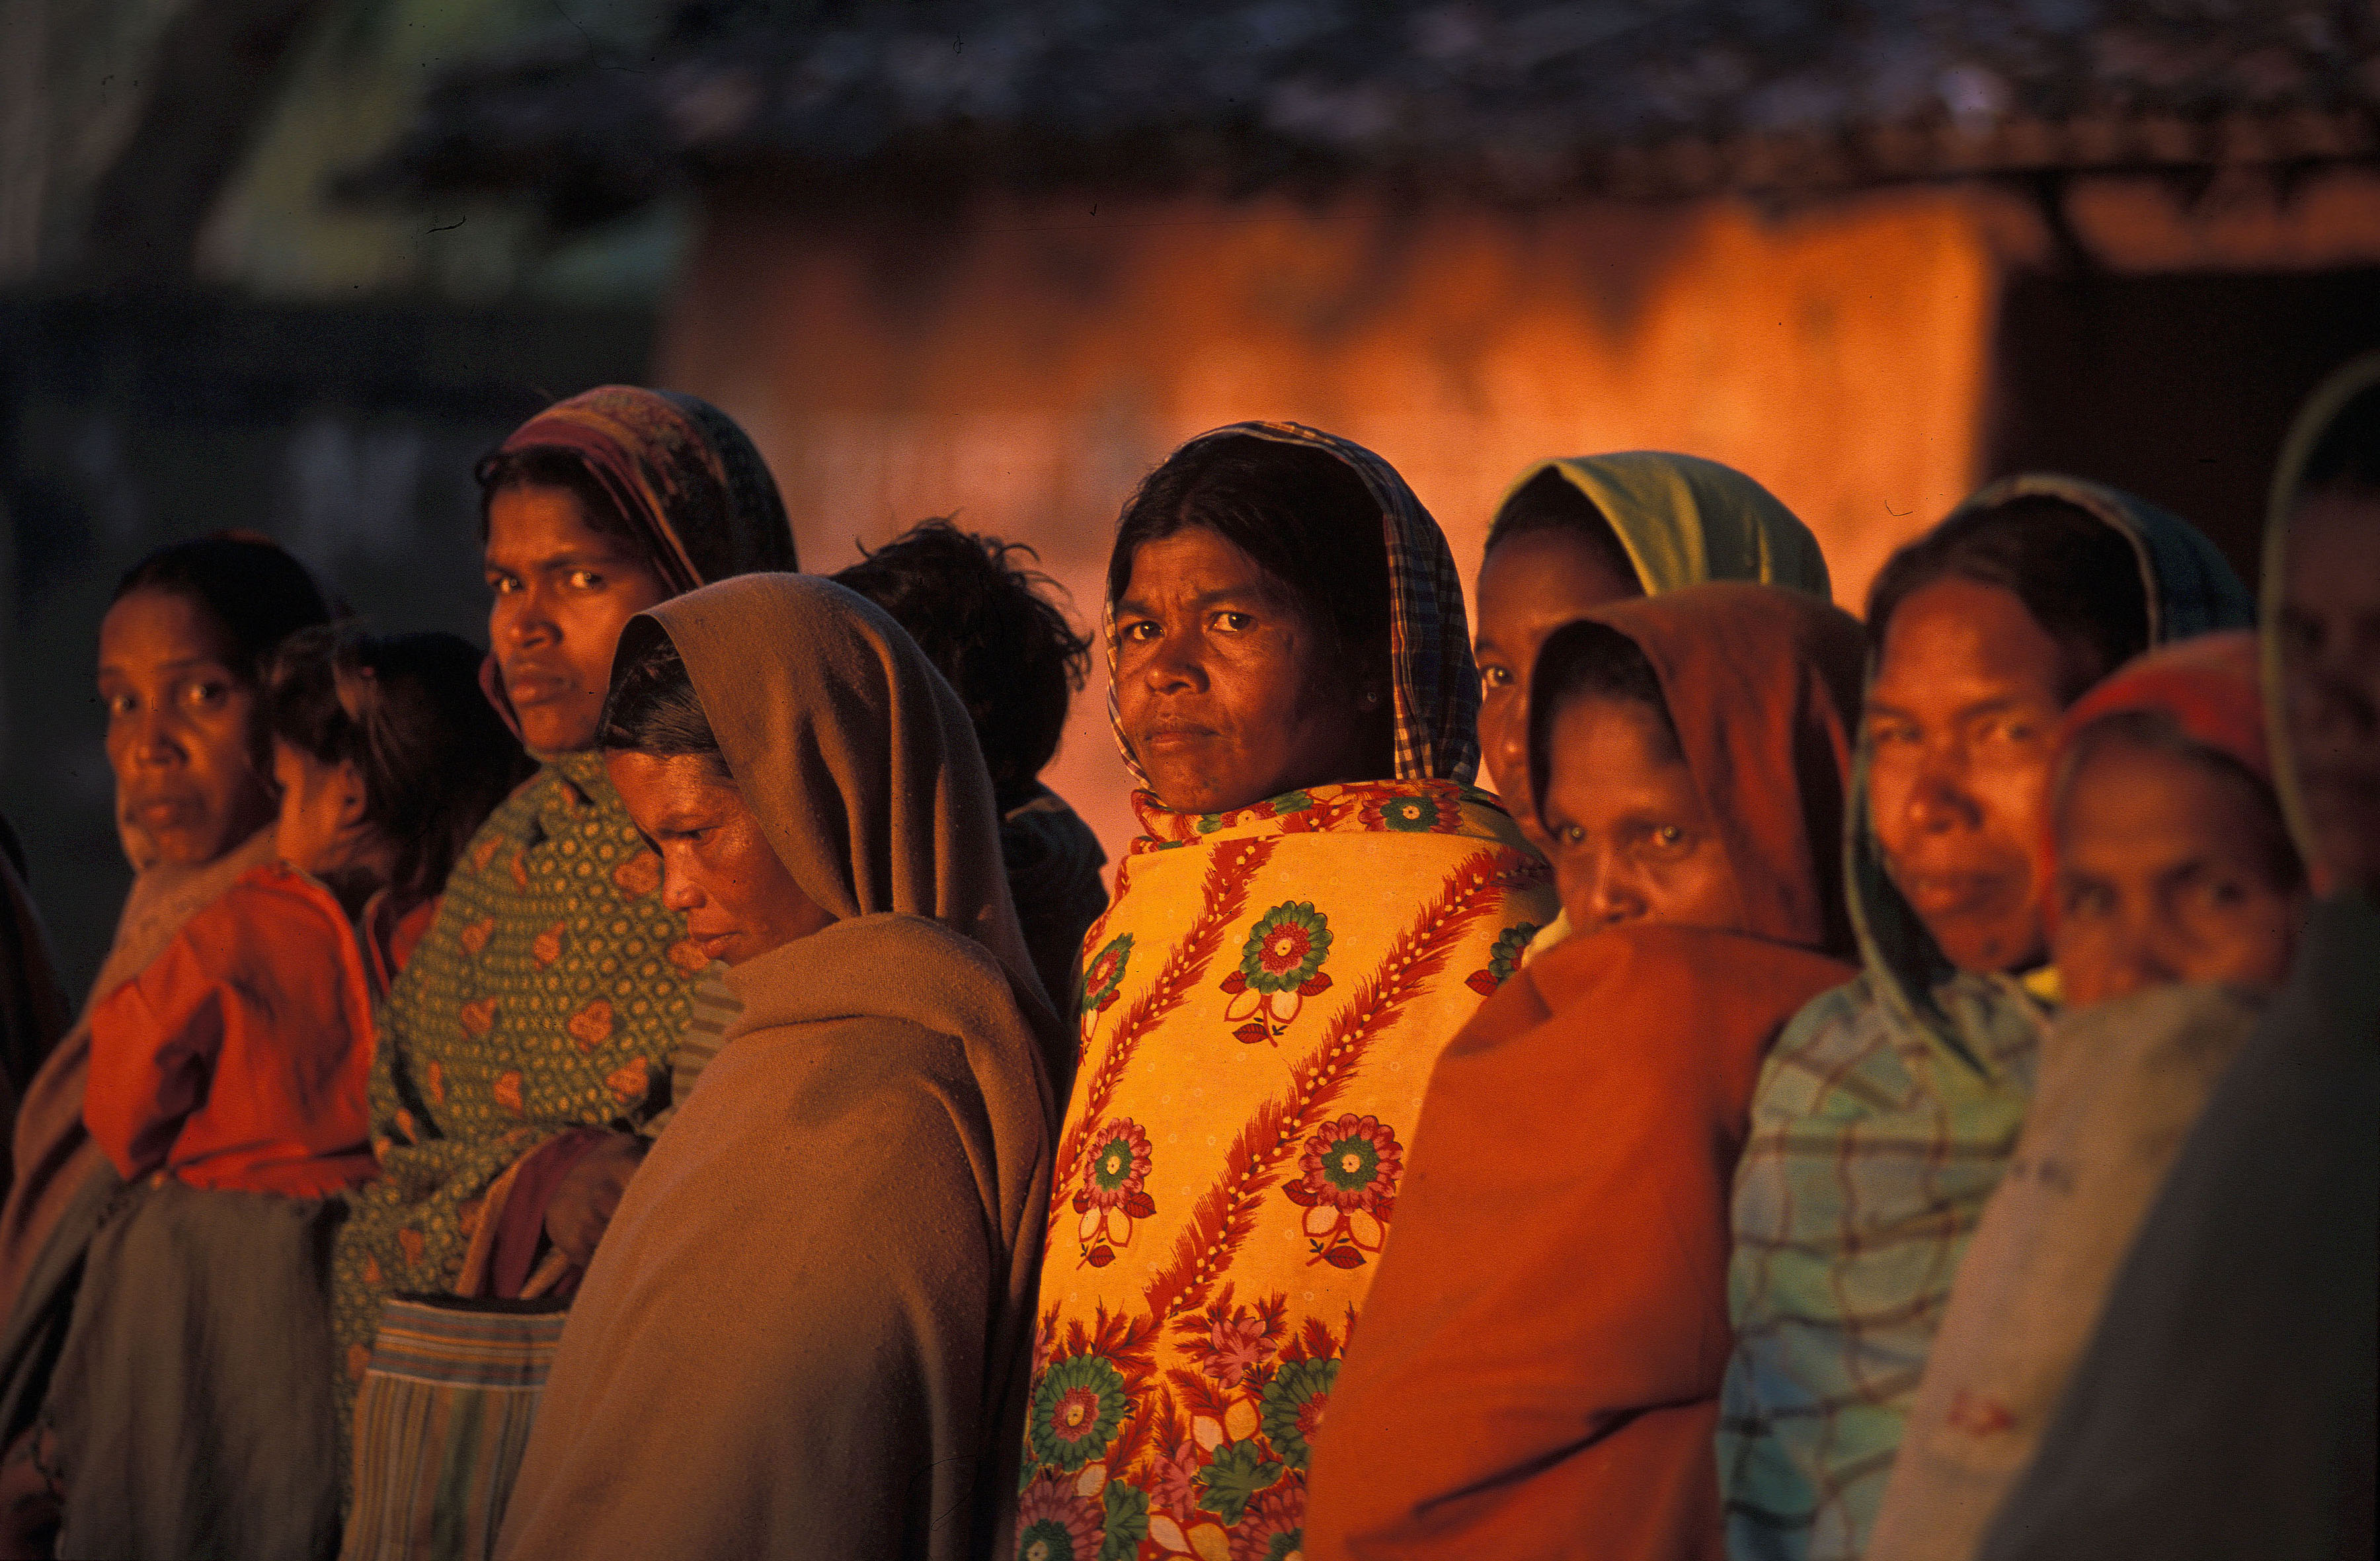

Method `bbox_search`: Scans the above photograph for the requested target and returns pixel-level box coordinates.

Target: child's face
[1474,530,1642,834]
[1539,695,1733,934]
[2053,737,2305,1008]
[271,741,368,879]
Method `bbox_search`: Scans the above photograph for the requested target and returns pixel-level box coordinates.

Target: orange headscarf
[2042,630,2276,934]
[1305,583,1865,1561]
[1547,579,1866,954]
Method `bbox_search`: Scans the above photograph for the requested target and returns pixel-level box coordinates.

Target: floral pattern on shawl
[1017,781,1555,1560]
[331,750,698,1381]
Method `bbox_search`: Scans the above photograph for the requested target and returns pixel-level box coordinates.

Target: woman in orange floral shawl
[1011,424,1558,1561]
[1304,582,1867,1560]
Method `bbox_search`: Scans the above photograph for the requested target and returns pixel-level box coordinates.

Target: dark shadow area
[1986,266,2380,591]
[0,294,653,994]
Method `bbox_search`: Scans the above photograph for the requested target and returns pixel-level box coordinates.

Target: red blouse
[84,863,431,1198]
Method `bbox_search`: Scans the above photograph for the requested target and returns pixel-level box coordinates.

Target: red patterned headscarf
[487,385,798,594]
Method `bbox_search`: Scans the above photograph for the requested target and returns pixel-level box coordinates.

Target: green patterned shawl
[330,385,798,1411]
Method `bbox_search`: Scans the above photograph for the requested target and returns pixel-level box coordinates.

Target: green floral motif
[1193,1439,1284,1525]
[1098,1481,1148,1561]
[1238,902,1332,994]
[1379,794,1441,831]
[1079,934,1134,1016]
[1269,791,1314,815]
[1260,1356,1340,1470]
[1261,1533,1302,1561]
[1028,1355,1130,1472]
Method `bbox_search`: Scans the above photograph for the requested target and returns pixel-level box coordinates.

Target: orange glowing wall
[658,184,2019,857]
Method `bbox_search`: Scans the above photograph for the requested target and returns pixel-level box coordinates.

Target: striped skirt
[342,1294,570,1561]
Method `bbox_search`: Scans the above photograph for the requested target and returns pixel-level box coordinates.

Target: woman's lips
[1136,725,1216,752]
[501,667,574,706]
[692,928,740,961]
[1897,871,2012,918]
[126,794,200,828]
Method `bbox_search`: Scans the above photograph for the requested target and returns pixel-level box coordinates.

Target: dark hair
[269,626,532,908]
[2299,380,2380,495]
[1108,434,1394,674]
[1866,494,2151,704]
[473,445,641,548]
[1526,618,1681,830]
[833,519,1090,810]
[1484,467,1640,585]
[597,620,724,773]
[112,533,335,686]
[2058,708,2305,893]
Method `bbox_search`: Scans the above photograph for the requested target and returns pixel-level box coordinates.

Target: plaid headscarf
[1104,421,1480,790]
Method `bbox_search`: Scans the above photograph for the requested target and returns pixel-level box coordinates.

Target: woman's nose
[1583,862,1646,927]
[1488,701,1529,811]
[661,865,703,912]
[1905,760,1981,834]
[127,704,184,768]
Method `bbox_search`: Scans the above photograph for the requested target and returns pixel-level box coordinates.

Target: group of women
[0,356,2368,1561]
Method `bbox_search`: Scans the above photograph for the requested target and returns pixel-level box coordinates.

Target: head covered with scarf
[1104,420,1479,792]
[1721,473,2254,1561]
[1023,424,1556,1556]
[331,385,798,1434]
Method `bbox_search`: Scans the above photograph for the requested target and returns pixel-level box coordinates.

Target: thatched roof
[352,0,2379,223]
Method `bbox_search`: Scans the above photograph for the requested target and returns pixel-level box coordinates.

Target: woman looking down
[493,574,1060,1561]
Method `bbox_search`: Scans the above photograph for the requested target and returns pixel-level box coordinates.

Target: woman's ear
[333,758,372,832]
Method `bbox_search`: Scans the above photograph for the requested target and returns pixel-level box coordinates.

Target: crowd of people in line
[0,356,2367,1561]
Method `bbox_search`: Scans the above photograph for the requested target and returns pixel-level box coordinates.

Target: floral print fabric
[330,750,699,1398]
[1017,779,1555,1561]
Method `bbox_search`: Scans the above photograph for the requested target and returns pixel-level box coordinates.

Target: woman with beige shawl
[495,573,1060,1561]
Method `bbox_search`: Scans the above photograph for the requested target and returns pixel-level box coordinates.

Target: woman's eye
[1121,621,1158,643]
[1641,823,1693,856]
[1480,665,1511,691]
[489,575,519,596]
[1212,611,1253,632]
[104,692,136,718]
[183,681,227,709]
[567,569,604,590]
[1556,823,1585,846]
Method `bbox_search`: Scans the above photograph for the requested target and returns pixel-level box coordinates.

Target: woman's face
[1539,694,1734,934]
[2277,486,2380,894]
[485,485,673,754]
[2053,737,2305,1007]
[98,588,276,869]
[1474,528,1642,834]
[606,750,834,967]
[1865,578,2071,973]
[1113,528,1381,815]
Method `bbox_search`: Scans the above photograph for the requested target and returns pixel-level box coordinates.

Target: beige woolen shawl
[496,574,1060,1561]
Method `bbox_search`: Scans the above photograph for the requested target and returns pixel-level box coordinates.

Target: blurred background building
[5,0,2378,989]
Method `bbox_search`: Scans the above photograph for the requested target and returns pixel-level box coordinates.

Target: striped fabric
[342,1295,570,1561]
[1103,421,1482,787]
[648,969,742,1135]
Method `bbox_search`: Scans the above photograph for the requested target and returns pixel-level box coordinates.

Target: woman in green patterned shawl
[329,387,797,1412]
